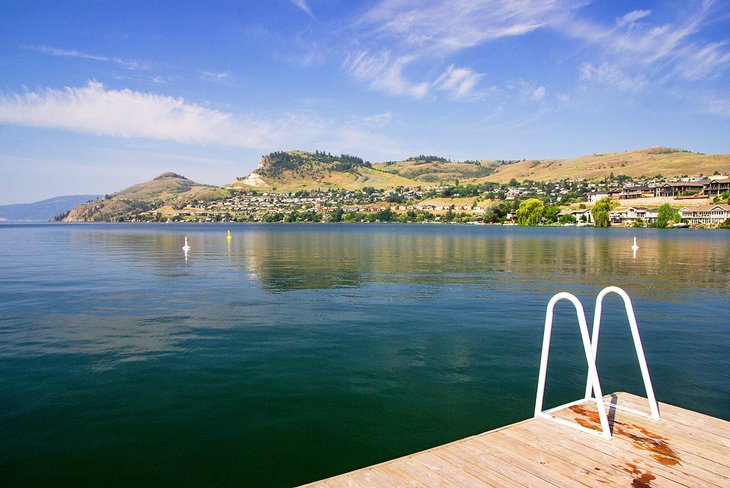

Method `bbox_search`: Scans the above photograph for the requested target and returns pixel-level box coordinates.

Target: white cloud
[0,81,321,148]
[345,50,429,98]
[360,112,393,127]
[580,62,647,91]
[433,65,485,99]
[345,0,581,100]
[676,41,730,80]
[290,0,315,19]
[512,80,548,102]
[200,70,232,82]
[0,81,407,160]
[566,2,730,89]
[358,0,575,55]
[28,45,147,70]
[701,94,730,116]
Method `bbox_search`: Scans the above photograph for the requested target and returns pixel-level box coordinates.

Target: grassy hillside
[232,148,730,192]
[373,155,499,184]
[63,172,227,221]
[230,150,415,190]
[486,147,730,183]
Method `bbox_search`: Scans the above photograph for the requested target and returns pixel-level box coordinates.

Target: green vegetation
[653,204,681,228]
[516,198,545,226]
[257,150,370,178]
[591,196,614,227]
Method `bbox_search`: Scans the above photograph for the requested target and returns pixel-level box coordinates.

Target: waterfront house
[610,207,658,225]
[679,204,730,225]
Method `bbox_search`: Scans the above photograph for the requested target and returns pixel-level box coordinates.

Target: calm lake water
[1,223,728,486]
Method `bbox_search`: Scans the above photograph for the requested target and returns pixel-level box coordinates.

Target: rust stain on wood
[569,404,682,467]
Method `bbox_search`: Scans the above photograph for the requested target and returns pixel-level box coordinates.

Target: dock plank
[300,393,730,487]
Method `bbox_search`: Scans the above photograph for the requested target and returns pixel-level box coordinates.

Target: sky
[1,0,730,204]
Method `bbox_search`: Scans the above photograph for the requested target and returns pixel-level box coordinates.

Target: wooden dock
[300,392,730,487]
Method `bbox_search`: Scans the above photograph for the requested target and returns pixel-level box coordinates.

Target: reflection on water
[0,223,728,486]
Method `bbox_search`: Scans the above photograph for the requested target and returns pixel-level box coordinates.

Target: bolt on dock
[300,392,730,487]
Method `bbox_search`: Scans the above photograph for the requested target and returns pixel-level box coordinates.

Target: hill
[62,172,227,221]
[373,155,501,184]
[486,147,730,183]
[233,147,730,192]
[0,195,100,222]
[230,150,417,190]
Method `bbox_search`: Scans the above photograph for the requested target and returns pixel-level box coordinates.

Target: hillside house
[654,181,707,197]
[704,178,730,196]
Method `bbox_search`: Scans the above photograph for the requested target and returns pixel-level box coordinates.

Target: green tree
[653,204,681,228]
[544,206,560,223]
[591,196,614,227]
[516,198,545,226]
[559,213,576,224]
[328,207,344,223]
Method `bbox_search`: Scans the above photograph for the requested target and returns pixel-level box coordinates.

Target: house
[587,191,610,203]
[679,205,730,225]
[654,181,708,197]
[559,209,593,223]
[610,207,658,225]
[704,178,730,196]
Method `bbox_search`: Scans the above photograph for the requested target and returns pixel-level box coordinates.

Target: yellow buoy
[227,230,232,240]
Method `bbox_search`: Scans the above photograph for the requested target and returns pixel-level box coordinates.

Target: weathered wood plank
[300,393,730,487]
[511,416,712,487]
[613,392,730,446]
[550,398,730,480]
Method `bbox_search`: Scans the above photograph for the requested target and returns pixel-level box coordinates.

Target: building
[654,180,708,197]
[609,207,658,225]
[679,205,730,225]
[704,178,730,196]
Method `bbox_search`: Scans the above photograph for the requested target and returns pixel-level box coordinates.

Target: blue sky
[1,0,730,204]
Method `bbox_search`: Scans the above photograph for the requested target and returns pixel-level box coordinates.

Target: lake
[1,223,728,486]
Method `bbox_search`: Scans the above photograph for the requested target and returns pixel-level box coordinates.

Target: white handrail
[535,287,660,441]
[534,292,612,439]
[585,286,661,420]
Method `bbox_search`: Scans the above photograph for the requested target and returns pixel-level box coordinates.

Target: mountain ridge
[62,173,227,222]
[0,195,101,222]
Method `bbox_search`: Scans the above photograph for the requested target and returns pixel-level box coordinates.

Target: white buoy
[631,236,639,251]
[182,236,191,251]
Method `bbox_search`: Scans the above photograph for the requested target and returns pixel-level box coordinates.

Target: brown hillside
[486,147,730,183]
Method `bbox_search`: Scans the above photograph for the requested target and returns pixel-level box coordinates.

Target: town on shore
[87,173,730,229]
[55,148,730,228]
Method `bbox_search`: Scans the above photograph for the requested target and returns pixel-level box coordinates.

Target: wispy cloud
[516,81,548,102]
[345,50,429,98]
[290,0,315,19]
[0,81,405,158]
[344,0,579,100]
[28,45,148,70]
[579,62,647,92]
[433,66,485,99]
[0,81,318,148]
[357,0,573,55]
[200,70,232,82]
[566,2,730,89]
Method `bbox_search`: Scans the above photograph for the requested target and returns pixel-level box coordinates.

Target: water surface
[1,223,728,486]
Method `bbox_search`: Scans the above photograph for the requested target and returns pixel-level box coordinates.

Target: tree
[559,213,576,224]
[328,207,344,223]
[515,198,545,226]
[653,204,681,228]
[544,206,560,223]
[591,196,614,227]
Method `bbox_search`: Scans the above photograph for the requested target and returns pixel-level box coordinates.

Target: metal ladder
[534,286,660,440]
